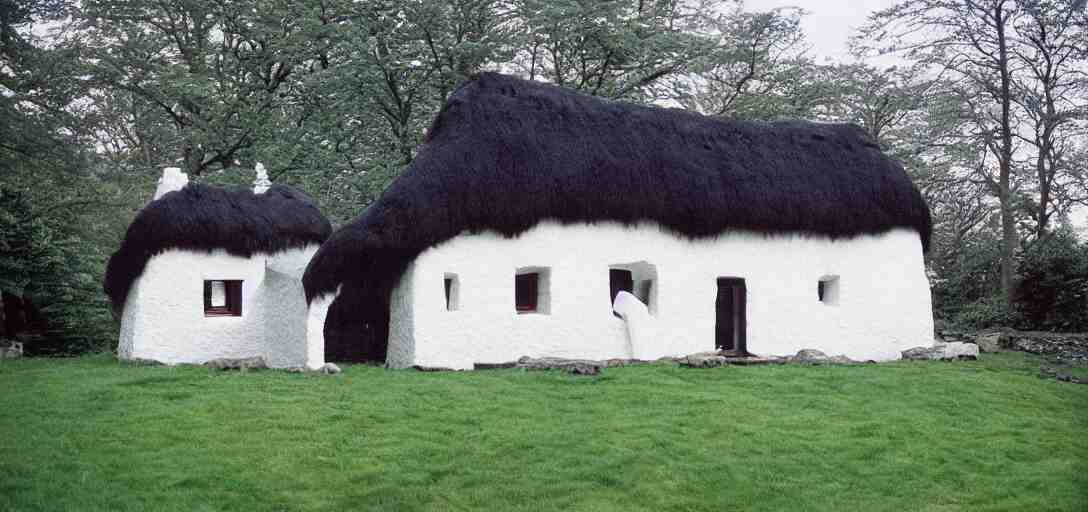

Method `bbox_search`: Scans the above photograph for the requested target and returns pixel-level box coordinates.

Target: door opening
[716,278,747,354]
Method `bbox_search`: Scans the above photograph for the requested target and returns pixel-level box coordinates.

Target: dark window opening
[515,273,539,313]
[818,281,825,302]
[609,269,633,317]
[204,280,242,317]
[444,274,460,311]
[445,278,453,309]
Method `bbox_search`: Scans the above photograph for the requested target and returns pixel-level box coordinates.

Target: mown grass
[1,352,1085,511]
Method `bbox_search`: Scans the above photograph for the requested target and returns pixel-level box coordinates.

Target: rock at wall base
[792,349,830,364]
[901,342,979,361]
[0,340,24,360]
[516,356,604,375]
[205,357,267,371]
[319,363,341,375]
[681,352,728,368]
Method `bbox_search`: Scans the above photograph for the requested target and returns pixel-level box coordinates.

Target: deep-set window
[444,273,460,311]
[818,276,840,305]
[204,280,242,317]
[515,273,539,312]
[608,262,657,315]
[515,267,551,314]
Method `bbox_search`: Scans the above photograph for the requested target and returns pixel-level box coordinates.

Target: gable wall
[389,222,933,370]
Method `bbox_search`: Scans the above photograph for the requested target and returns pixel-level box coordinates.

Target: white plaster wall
[389,222,934,370]
[117,246,319,368]
[305,292,335,370]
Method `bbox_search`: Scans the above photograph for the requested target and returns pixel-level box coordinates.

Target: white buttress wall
[260,247,317,368]
[388,222,933,370]
[118,246,318,367]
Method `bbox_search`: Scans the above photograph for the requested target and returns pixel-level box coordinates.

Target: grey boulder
[901,342,979,361]
[792,349,830,364]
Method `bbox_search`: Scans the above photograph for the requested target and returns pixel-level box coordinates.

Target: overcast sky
[747,0,899,63]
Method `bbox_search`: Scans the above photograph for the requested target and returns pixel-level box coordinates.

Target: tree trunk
[996,1,1016,304]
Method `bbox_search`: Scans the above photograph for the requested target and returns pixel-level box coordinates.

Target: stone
[975,332,1004,353]
[828,355,857,364]
[319,363,341,375]
[205,356,267,371]
[473,361,518,370]
[516,356,604,375]
[901,346,943,360]
[681,352,728,368]
[792,349,830,364]
[412,365,458,372]
[901,342,979,361]
[0,341,24,359]
[1055,373,1084,384]
[286,367,306,374]
[1004,331,1088,365]
[727,355,788,365]
[942,342,980,360]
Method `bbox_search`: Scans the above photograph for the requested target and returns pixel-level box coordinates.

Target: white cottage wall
[388,222,933,370]
[118,247,318,367]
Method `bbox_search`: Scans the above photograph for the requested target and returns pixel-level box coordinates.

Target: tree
[672,3,819,119]
[1011,0,1088,239]
[512,0,711,101]
[858,0,1024,304]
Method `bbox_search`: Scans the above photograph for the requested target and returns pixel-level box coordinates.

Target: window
[204,280,242,317]
[444,273,460,311]
[515,273,538,312]
[515,267,550,314]
[818,275,840,305]
[608,261,657,315]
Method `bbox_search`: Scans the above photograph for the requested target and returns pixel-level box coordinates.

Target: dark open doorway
[716,277,747,354]
[323,288,389,364]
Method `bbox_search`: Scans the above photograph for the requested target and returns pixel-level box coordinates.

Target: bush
[1013,231,1088,332]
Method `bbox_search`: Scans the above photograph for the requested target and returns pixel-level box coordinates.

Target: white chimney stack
[153,167,189,201]
[253,162,272,194]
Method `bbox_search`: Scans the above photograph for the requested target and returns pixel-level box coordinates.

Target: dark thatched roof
[104,183,332,312]
[303,73,931,315]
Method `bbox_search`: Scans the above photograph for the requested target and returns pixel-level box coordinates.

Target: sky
[747,0,900,63]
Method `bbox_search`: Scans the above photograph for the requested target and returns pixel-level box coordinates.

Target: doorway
[716,278,747,354]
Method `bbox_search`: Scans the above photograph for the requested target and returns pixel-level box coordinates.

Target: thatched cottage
[302,73,934,370]
[104,167,331,368]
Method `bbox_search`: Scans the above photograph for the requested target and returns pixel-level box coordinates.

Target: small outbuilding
[302,73,935,370]
[105,166,332,368]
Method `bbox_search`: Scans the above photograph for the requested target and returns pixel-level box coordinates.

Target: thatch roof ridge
[104,183,332,312]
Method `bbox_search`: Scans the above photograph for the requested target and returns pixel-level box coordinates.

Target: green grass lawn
[1,353,1085,511]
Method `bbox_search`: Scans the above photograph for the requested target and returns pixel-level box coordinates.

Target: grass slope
[1,353,1085,511]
